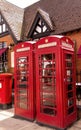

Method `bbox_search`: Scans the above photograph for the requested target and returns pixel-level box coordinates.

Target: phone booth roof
[14,41,36,52]
[35,35,74,51]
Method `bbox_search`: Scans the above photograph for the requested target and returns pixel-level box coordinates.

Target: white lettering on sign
[16,47,30,52]
[38,42,57,49]
[62,42,73,49]
[0,83,2,88]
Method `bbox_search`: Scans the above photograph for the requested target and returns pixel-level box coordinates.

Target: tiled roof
[0,0,24,41]
[1,0,81,41]
[21,0,81,40]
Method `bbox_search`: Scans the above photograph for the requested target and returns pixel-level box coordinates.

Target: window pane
[0,25,2,33]
[3,42,7,48]
[3,24,6,32]
[0,63,3,72]
[0,15,1,22]
[0,15,8,34]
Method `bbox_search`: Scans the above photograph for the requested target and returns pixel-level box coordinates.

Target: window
[28,12,52,39]
[0,14,8,34]
[0,42,7,49]
[0,42,8,73]
[34,19,48,35]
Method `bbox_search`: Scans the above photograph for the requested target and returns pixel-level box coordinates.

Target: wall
[66,31,81,71]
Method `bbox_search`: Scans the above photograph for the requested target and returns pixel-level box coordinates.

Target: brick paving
[0,108,81,130]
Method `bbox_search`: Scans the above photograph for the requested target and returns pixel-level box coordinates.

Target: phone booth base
[14,41,36,121]
[0,73,13,109]
[35,36,77,129]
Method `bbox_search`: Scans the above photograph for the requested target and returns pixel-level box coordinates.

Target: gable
[28,8,53,39]
[0,0,24,42]
[22,0,81,41]
[0,11,17,42]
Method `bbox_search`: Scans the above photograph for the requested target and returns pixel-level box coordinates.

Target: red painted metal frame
[14,41,36,120]
[35,36,77,129]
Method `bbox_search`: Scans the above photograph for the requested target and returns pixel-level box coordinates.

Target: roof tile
[21,0,81,40]
[0,0,24,41]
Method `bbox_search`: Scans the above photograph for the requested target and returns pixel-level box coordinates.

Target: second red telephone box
[14,41,36,120]
[35,36,77,129]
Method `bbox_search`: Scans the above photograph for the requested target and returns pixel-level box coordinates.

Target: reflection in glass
[68,92,73,98]
[66,54,72,67]
[68,84,73,90]
[67,77,72,82]
[66,54,72,61]
[42,108,57,116]
[19,84,27,88]
[67,70,72,76]
[67,62,72,67]
[68,107,74,114]
[16,56,29,110]
[17,89,28,109]
[41,54,52,61]
[39,53,57,116]
[68,99,74,106]
[41,84,56,92]
[42,92,54,99]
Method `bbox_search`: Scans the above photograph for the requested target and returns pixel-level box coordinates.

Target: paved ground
[0,108,81,130]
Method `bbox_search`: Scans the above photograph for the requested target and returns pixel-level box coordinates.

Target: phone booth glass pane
[16,56,29,110]
[38,53,57,116]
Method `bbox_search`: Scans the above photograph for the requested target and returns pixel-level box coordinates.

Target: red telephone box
[35,36,77,129]
[14,41,36,120]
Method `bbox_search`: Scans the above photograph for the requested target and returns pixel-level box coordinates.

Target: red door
[62,49,77,128]
[14,42,35,120]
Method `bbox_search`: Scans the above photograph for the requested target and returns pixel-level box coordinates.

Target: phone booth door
[14,42,35,120]
[36,41,60,127]
[35,36,77,129]
[62,50,77,127]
